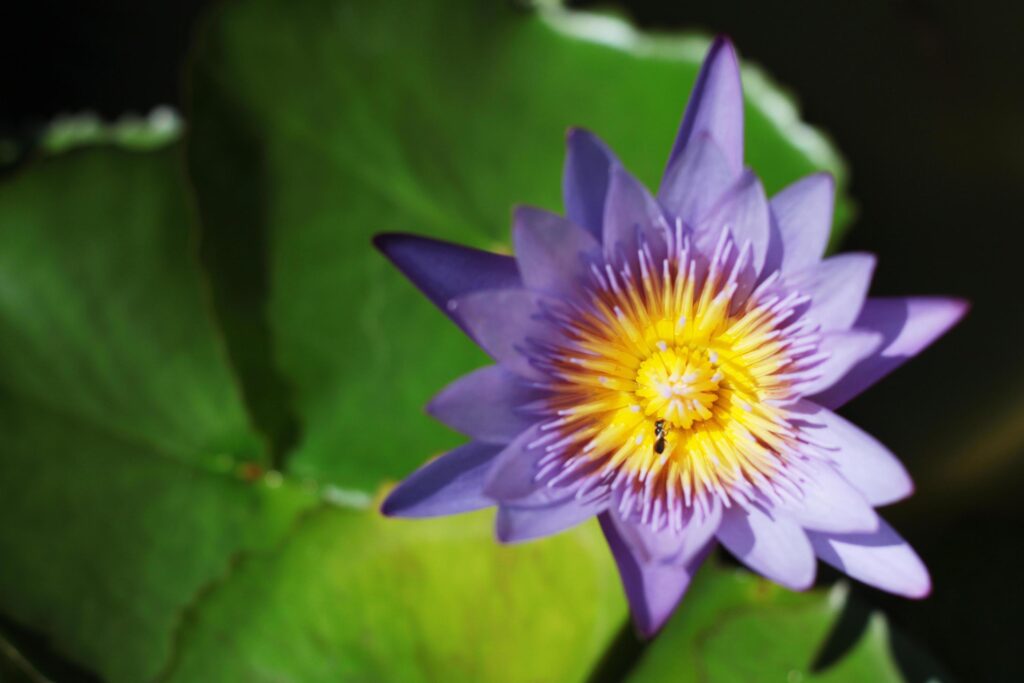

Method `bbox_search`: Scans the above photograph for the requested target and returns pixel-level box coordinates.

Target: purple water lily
[374,37,966,636]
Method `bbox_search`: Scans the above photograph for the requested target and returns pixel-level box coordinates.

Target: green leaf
[625,564,911,683]
[186,0,852,492]
[159,508,625,683]
[0,142,319,681]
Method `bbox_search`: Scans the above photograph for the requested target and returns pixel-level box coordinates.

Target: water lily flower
[375,37,966,636]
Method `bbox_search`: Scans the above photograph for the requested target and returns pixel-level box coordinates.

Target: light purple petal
[811,296,969,409]
[717,503,816,590]
[787,253,876,331]
[427,365,543,444]
[513,206,601,298]
[603,164,669,264]
[665,36,744,174]
[449,288,551,381]
[563,128,617,241]
[694,170,771,272]
[778,457,879,534]
[496,496,609,543]
[771,173,835,274]
[481,424,551,502]
[793,401,913,506]
[808,520,930,598]
[381,441,502,518]
[600,513,710,637]
[373,233,520,335]
[610,498,722,567]
[795,329,883,397]
[658,133,736,224]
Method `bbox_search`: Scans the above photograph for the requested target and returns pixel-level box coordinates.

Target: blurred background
[0,1,1022,681]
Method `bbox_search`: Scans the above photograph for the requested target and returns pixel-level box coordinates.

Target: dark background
[2,1,1022,680]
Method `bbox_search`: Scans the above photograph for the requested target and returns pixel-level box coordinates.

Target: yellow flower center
[635,345,721,430]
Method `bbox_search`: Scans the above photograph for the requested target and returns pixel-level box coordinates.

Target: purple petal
[811,297,969,409]
[795,329,883,396]
[717,503,816,590]
[610,498,722,567]
[771,173,835,274]
[600,512,711,637]
[449,288,552,381]
[563,128,617,241]
[481,424,551,502]
[373,233,520,335]
[665,36,744,174]
[778,457,879,534]
[793,401,913,506]
[603,164,669,265]
[381,441,502,518]
[695,170,771,272]
[496,496,608,543]
[658,133,736,225]
[513,206,601,298]
[808,520,930,598]
[787,253,876,331]
[427,365,543,444]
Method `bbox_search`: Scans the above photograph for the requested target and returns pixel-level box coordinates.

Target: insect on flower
[375,37,967,636]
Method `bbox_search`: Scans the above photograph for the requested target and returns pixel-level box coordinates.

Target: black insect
[654,419,667,455]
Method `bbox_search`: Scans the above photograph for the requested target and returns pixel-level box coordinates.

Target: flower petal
[481,424,551,502]
[795,329,883,396]
[496,496,608,543]
[778,458,879,534]
[611,498,722,566]
[600,512,710,637]
[771,173,835,274]
[695,170,771,273]
[811,296,969,409]
[793,401,913,506]
[449,288,552,381]
[665,36,744,174]
[808,520,930,598]
[380,441,502,518]
[717,503,816,590]
[513,205,601,298]
[427,365,543,444]
[373,233,520,334]
[563,128,617,241]
[658,133,736,225]
[788,253,876,331]
[603,164,669,264]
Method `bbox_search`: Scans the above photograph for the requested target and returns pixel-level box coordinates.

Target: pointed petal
[381,441,502,518]
[513,206,600,298]
[603,164,669,264]
[496,496,608,543]
[563,128,617,241]
[600,513,710,637]
[811,297,969,409]
[481,424,551,502]
[373,233,520,334]
[788,253,876,331]
[449,288,552,381]
[793,401,913,506]
[808,520,930,598]
[695,170,771,272]
[771,173,835,274]
[427,365,543,444]
[795,329,883,396]
[779,458,879,534]
[610,498,722,566]
[665,36,744,174]
[717,503,816,590]
[658,133,736,224]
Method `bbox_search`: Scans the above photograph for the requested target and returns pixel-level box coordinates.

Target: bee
[654,419,667,455]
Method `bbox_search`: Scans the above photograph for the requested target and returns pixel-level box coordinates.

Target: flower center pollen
[635,345,721,430]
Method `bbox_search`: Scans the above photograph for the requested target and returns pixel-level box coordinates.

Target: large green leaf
[160,508,624,683]
[186,0,852,492]
[625,564,925,683]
